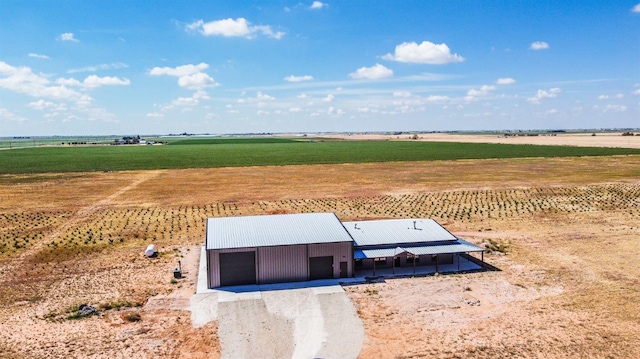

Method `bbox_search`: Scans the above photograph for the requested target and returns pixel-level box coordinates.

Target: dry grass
[0,154,639,358]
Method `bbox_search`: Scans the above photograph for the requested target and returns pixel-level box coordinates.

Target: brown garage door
[219,251,256,286]
[309,256,333,280]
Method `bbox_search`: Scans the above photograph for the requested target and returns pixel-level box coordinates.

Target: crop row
[1,183,638,259]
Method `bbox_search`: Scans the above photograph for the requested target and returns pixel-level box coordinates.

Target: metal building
[344,218,485,275]
[206,213,354,288]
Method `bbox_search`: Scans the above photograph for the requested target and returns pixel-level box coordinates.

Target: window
[407,254,419,263]
[374,257,387,265]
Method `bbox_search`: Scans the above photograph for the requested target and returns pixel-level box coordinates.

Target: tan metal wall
[207,247,257,288]
[308,242,353,278]
[208,242,354,288]
[257,245,308,284]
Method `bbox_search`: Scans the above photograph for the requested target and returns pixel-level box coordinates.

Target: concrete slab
[196,245,209,294]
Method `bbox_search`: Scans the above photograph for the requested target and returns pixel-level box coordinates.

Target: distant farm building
[205,213,485,288]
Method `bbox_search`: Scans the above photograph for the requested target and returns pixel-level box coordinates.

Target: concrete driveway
[191,284,364,359]
[190,248,364,359]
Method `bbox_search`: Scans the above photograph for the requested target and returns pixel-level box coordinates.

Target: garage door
[309,256,333,280]
[219,251,256,286]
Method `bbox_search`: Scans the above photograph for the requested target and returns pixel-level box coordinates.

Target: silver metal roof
[354,239,484,259]
[206,212,353,250]
[344,218,458,247]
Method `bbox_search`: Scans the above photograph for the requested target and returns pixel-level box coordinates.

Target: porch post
[435,254,438,273]
[392,256,395,274]
[373,258,376,276]
[413,255,416,274]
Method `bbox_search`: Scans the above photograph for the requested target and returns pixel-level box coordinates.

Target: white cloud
[55,75,130,89]
[327,107,344,116]
[55,77,82,87]
[633,89,640,95]
[632,4,640,12]
[186,18,285,39]
[28,53,50,60]
[297,93,307,99]
[594,104,627,113]
[310,1,328,9]
[0,108,27,122]
[289,107,303,113]
[193,90,210,100]
[187,18,249,37]
[530,41,549,50]
[82,75,130,88]
[545,109,558,115]
[257,91,275,100]
[393,91,412,97]
[527,88,561,104]
[465,85,496,102]
[496,77,516,85]
[422,95,450,103]
[26,100,67,111]
[285,75,313,82]
[177,72,217,89]
[349,63,393,79]
[253,25,285,40]
[382,41,464,64]
[67,62,128,74]
[156,90,211,113]
[149,63,209,77]
[59,33,78,42]
[597,95,609,100]
[0,61,92,104]
[150,63,217,89]
[173,97,199,106]
[235,91,275,106]
[322,94,335,102]
[146,112,164,118]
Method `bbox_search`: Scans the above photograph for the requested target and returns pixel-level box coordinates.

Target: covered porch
[353,239,486,277]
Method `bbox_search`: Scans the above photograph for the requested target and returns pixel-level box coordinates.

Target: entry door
[339,261,348,278]
[219,251,256,286]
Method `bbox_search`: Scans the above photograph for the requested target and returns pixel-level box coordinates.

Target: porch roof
[354,239,484,259]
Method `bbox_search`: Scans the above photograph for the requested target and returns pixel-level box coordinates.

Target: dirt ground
[0,135,639,358]
[322,131,640,149]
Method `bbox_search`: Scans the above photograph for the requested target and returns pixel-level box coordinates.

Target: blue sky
[1,1,639,136]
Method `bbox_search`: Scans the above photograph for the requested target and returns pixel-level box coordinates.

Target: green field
[1,140,639,174]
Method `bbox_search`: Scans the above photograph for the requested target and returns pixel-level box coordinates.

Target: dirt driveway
[191,284,364,359]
